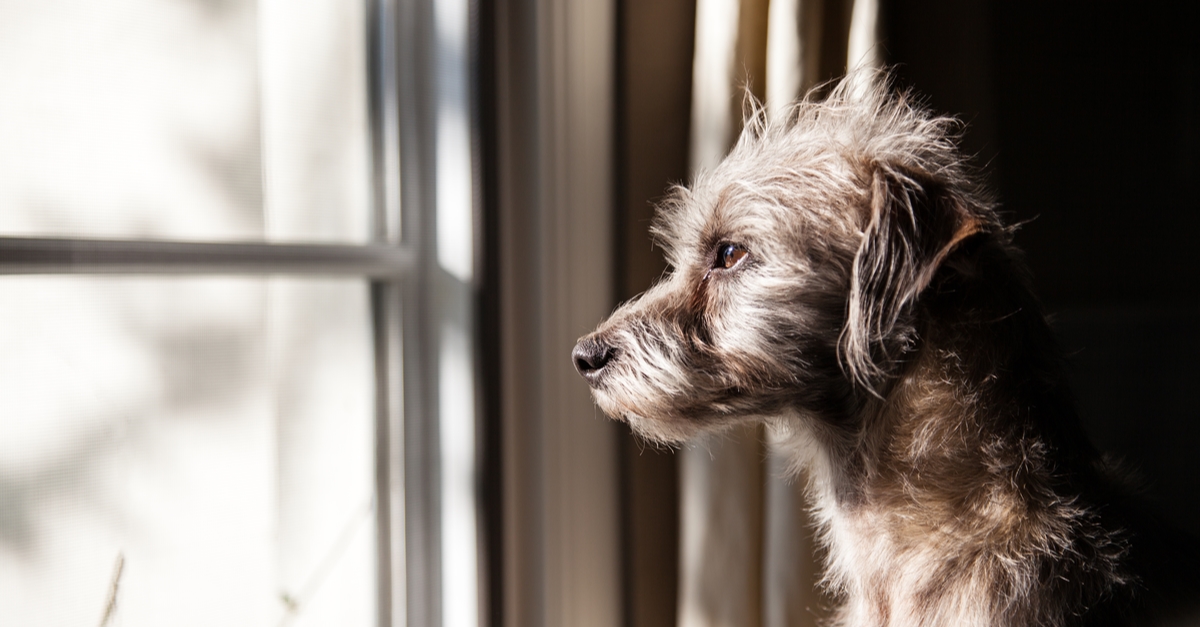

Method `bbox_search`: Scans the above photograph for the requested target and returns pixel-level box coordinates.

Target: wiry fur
[573,74,1200,626]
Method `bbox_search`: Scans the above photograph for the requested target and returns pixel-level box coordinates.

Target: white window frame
[0,0,472,625]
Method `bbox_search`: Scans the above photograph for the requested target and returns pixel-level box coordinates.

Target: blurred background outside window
[0,1,476,625]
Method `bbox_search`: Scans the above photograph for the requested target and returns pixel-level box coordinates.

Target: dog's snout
[573,337,616,383]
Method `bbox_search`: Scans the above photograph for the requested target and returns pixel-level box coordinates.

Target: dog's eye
[715,243,748,270]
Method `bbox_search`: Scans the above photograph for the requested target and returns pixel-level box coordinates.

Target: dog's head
[573,77,994,444]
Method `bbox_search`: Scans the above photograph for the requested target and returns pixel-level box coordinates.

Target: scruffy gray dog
[573,76,1198,626]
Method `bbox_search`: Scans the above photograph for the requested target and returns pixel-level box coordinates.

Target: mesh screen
[0,0,371,243]
[0,277,378,626]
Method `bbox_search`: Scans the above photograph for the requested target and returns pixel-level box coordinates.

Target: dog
[573,75,1200,626]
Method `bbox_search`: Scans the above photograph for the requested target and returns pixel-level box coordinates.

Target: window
[0,1,475,626]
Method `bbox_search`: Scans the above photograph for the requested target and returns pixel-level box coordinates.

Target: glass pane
[0,276,380,626]
[0,0,371,243]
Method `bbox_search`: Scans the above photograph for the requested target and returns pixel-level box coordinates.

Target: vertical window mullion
[396,0,444,625]
[371,280,406,627]
[369,0,403,247]
[366,0,412,621]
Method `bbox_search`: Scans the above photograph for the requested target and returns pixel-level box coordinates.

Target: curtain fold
[678,1,878,624]
[680,0,768,624]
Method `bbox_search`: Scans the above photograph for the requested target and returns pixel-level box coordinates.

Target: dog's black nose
[573,338,615,383]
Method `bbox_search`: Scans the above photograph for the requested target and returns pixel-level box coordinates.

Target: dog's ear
[840,164,982,387]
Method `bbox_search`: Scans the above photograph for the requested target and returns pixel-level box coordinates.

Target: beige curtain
[678,1,879,625]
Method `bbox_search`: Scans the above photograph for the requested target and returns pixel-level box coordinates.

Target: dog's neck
[779,245,1130,626]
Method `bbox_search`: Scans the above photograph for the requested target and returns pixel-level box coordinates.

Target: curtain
[677,1,878,625]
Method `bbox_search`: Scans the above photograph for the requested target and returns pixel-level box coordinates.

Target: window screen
[0,0,371,243]
[0,277,377,626]
[0,1,413,625]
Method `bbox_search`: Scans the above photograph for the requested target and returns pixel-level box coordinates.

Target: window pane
[0,276,380,626]
[0,0,371,243]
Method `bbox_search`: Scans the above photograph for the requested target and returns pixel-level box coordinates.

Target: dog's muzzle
[572,336,616,386]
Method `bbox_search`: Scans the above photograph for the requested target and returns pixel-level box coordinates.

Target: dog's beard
[588,368,721,444]
[588,353,790,444]
[595,394,763,445]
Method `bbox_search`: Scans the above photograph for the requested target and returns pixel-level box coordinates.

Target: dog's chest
[824,509,997,627]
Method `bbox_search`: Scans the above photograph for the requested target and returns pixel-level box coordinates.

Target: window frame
[0,0,452,625]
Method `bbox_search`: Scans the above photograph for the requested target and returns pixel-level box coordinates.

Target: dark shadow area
[1054,307,1200,532]
[882,0,1200,534]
